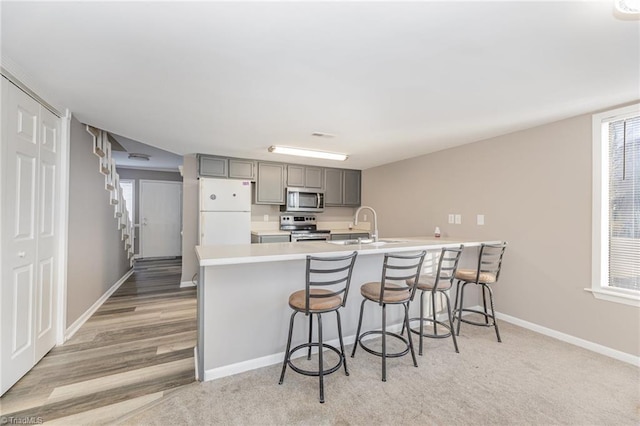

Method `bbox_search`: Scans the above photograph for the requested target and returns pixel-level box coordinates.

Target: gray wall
[66,116,130,328]
[116,168,182,254]
[180,154,199,285]
[362,107,639,357]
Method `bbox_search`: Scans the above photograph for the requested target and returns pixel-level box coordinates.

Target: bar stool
[405,245,463,355]
[278,251,358,403]
[351,251,426,382]
[453,242,508,342]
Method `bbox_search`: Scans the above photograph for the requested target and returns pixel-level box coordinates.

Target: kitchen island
[195,237,500,381]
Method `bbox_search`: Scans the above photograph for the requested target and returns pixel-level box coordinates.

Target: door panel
[37,258,54,338]
[15,154,37,239]
[12,265,34,355]
[140,181,182,258]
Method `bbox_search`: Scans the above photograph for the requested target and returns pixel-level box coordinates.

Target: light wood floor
[0,258,197,424]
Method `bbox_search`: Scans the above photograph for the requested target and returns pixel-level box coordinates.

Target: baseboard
[64,268,134,341]
[180,280,196,288]
[495,311,639,367]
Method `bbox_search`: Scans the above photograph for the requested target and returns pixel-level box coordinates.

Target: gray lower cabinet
[251,234,290,243]
[255,162,285,204]
[330,232,369,241]
[324,168,361,207]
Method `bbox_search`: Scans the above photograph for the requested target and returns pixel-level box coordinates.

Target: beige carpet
[117,319,639,425]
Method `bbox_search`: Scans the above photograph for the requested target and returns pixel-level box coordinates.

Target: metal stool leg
[317,313,325,403]
[335,310,349,376]
[405,302,417,367]
[418,290,425,356]
[351,299,366,358]
[443,291,459,353]
[279,311,297,384]
[456,281,467,336]
[482,286,489,325]
[381,303,387,382]
[486,284,501,342]
[453,280,462,326]
[307,314,313,360]
[431,290,438,335]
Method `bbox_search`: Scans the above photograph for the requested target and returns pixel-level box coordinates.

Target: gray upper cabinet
[286,165,305,187]
[324,168,344,206]
[199,156,228,178]
[324,168,361,207]
[343,169,361,206]
[255,162,285,204]
[286,165,324,189]
[304,167,324,189]
[198,155,255,180]
[229,159,256,180]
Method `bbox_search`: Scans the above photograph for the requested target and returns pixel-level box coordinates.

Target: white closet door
[1,78,60,395]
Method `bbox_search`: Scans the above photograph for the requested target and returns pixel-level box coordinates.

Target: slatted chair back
[378,251,426,305]
[304,251,358,314]
[474,242,508,284]
[430,245,464,293]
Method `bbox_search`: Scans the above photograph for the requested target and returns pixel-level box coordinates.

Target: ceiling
[2,1,639,170]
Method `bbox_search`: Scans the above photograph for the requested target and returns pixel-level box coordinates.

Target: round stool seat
[454,268,497,284]
[360,282,410,303]
[407,275,453,291]
[288,289,342,311]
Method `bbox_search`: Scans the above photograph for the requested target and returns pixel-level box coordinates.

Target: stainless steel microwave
[281,188,325,212]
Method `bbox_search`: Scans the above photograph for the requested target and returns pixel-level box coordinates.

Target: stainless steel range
[280,215,331,242]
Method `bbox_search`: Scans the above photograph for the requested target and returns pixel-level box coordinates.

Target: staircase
[85,125,135,266]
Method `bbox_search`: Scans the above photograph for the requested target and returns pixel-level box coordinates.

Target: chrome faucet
[354,206,379,242]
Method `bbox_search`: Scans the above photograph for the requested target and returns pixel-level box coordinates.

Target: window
[591,103,640,306]
[120,179,135,223]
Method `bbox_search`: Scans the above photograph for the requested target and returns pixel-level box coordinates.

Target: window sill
[585,287,640,307]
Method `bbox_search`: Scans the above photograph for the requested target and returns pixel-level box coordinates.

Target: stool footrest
[454,308,495,327]
[407,317,452,338]
[358,330,410,358]
[286,342,343,377]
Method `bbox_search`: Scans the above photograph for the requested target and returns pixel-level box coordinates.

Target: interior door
[140,180,182,258]
[1,78,60,395]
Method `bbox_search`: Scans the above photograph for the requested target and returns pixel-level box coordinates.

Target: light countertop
[196,237,500,266]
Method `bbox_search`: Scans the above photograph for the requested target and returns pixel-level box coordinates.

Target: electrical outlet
[448,214,455,224]
[455,214,462,224]
[363,214,368,221]
[263,214,269,222]
[477,214,485,225]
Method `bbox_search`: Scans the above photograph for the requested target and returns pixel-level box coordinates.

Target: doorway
[139,180,182,258]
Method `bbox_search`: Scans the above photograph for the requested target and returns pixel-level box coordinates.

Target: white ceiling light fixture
[268,145,348,161]
[615,0,640,15]
[128,153,151,161]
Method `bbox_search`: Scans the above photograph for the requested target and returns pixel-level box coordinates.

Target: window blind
[608,116,640,291]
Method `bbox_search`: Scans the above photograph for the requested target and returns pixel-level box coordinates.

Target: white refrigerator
[199,178,252,245]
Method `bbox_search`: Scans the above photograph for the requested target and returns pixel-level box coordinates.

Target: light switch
[448,214,455,224]
[477,214,485,225]
[455,214,462,224]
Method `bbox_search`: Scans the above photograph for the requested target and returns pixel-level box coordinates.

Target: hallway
[0,258,196,424]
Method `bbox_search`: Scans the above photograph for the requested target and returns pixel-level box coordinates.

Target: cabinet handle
[18,251,26,258]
